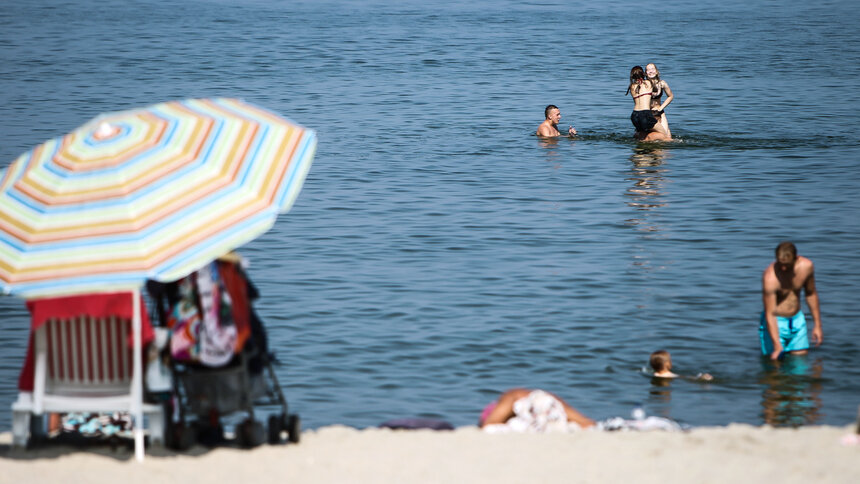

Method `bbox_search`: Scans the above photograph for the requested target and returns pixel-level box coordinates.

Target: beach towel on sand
[597,415,685,432]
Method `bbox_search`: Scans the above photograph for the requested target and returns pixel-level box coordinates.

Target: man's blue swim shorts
[759,311,809,355]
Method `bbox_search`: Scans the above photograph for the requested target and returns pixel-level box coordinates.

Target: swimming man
[761,241,823,360]
[537,105,576,137]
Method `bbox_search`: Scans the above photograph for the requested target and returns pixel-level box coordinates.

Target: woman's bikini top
[630,79,652,98]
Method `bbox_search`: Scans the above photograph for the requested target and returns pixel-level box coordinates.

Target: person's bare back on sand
[479,388,594,430]
[537,105,576,137]
[760,241,823,360]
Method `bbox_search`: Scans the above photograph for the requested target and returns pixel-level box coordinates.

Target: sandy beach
[1,425,858,484]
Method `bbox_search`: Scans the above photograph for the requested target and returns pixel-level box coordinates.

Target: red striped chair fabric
[42,316,134,395]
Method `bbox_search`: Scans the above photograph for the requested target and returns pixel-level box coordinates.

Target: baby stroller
[147,254,300,448]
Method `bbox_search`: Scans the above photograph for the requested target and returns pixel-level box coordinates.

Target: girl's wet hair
[628,66,646,95]
[647,64,662,97]
[649,350,670,372]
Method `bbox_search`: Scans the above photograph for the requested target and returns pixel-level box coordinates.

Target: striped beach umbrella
[0,98,317,298]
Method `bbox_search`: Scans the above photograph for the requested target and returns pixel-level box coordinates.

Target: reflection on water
[536,135,573,168]
[626,146,669,273]
[647,377,674,419]
[759,356,823,427]
[625,146,669,232]
[537,136,560,150]
[537,136,562,169]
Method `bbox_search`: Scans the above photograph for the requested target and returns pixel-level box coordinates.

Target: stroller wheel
[167,423,196,450]
[236,419,265,448]
[194,421,225,448]
[267,414,283,445]
[286,414,301,444]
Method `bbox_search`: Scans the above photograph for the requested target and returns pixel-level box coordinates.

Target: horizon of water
[0,0,859,431]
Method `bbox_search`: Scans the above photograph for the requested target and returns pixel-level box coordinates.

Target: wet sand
[1,425,858,483]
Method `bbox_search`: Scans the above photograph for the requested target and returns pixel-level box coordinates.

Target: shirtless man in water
[537,105,576,137]
[760,241,823,360]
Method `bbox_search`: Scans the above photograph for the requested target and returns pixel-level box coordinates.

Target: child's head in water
[649,350,678,378]
[649,350,714,381]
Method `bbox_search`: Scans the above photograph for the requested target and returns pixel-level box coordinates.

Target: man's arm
[481,388,530,426]
[762,269,783,360]
[804,268,823,346]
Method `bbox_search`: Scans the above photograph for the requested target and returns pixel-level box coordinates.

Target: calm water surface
[1,0,859,431]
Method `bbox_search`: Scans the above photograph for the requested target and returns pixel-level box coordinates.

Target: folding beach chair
[10,292,164,457]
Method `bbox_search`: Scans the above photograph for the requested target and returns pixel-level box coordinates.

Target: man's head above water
[775,241,798,273]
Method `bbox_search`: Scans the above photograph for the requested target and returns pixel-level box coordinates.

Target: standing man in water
[760,241,823,360]
[537,105,576,137]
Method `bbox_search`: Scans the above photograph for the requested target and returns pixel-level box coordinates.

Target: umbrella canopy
[0,98,316,298]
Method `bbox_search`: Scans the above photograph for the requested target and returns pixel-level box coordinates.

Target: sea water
[0,0,859,430]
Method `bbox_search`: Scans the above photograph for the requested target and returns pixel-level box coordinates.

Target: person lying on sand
[479,388,594,432]
[537,105,576,137]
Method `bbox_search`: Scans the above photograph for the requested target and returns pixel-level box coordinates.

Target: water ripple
[0,0,858,431]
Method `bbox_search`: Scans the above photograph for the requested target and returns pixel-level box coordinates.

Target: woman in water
[627,66,669,140]
[646,63,673,137]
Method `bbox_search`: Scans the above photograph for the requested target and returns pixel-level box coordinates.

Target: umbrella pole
[132,288,144,462]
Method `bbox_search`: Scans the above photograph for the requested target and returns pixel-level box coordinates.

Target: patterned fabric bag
[167,262,237,366]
